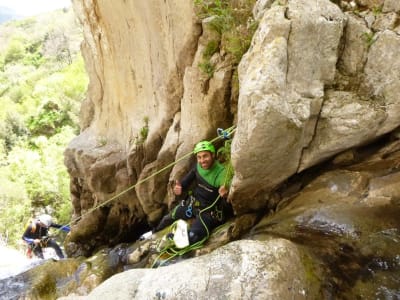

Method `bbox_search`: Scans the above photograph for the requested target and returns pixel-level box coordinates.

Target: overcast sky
[0,0,71,16]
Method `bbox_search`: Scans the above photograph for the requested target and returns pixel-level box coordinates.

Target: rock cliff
[3,1,399,298]
[64,0,400,259]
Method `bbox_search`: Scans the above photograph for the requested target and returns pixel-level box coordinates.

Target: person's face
[196,151,214,170]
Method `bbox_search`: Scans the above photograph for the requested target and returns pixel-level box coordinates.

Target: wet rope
[55,126,236,234]
[151,195,221,268]
[152,143,235,268]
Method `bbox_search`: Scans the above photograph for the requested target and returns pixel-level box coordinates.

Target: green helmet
[193,141,215,154]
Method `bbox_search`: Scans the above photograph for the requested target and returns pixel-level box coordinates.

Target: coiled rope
[152,141,235,268]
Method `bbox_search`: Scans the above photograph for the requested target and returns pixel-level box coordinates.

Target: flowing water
[0,246,32,280]
[250,203,400,299]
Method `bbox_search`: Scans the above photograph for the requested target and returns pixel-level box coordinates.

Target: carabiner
[185,205,193,218]
[217,128,231,140]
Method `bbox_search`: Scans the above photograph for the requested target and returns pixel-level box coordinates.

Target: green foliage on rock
[194,0,258,74]
[217,139,234,188]
[0,8,87,248]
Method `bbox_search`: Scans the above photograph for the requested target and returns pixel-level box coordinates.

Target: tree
[4,38,25,65]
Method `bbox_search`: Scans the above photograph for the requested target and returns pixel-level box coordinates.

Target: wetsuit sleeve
[180,167,196,191]
[51,223,70,232]
[22,225,35,244]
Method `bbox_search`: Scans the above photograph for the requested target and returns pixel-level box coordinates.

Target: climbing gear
[185,204,193,218]
[40,236,50,247]
[217,128,232,140]
[184,195,199,218]
[152,195,222,268]
[156,232,175,252]
[38,214,52,228]
[194,141,215,154]
[172,220,189,249]
[212,204,224,222]
[139,230,153,241]
[58,126,236,239]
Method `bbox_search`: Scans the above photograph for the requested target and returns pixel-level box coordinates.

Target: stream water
[250,203,400,299]
[0,245,62,300]
[0,246,31,280]
[1,200,399,299]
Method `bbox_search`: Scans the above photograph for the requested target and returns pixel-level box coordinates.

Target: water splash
[0,245,39,279]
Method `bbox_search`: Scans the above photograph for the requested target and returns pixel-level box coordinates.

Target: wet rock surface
[3,0,400,299]
[61,239,313,300]
[249,138,400,299]
[6,138,399,299]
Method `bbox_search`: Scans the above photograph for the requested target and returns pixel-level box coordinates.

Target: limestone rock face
[65,0,400,255]
[65,0,235,254]
[230,0,346,211]
[383,0,400,12]
[65,239,311,300]
[72,0,199,141]
[65,0,201,254]
[7,138,400,299]
[229,0,400,213]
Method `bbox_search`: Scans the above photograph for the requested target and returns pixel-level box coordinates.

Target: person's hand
[173,180,182,195]
[218,185,228,198]
[33,239,41,245]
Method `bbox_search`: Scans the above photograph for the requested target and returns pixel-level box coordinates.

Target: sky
[0,0,71,17]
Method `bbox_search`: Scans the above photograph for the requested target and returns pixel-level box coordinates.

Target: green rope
[151,195,222,268]
[55,126,236,237]
[152,138,236,268]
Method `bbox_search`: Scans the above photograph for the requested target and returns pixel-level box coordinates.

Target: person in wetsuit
[22,214,69,259]
[155,140,232,245]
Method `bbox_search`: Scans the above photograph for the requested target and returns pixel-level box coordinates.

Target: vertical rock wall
[65,0,235,255]
[229,0,400,214]
[65,0,400,255]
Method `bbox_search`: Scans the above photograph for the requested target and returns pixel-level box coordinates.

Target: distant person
[154,141,232,246]
[22,214,70,259]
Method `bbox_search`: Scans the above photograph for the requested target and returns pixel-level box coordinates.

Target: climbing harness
[40,236,50,247]
[54,126,236,264]
[212,204,224,222]
[149,127,237,268]
[57,125,236,234]
[151,194,222,268]
[26,236,50,259]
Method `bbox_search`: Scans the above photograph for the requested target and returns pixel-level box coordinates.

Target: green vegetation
[0,9,87,248]
[194,0,258,77]
[372,5,382,16]
[199,40,219,77]
[128,116,150,150]
[362,32,375,48]
[217,138,234,188]
[139,116,150,142]
[198,60,215,77]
